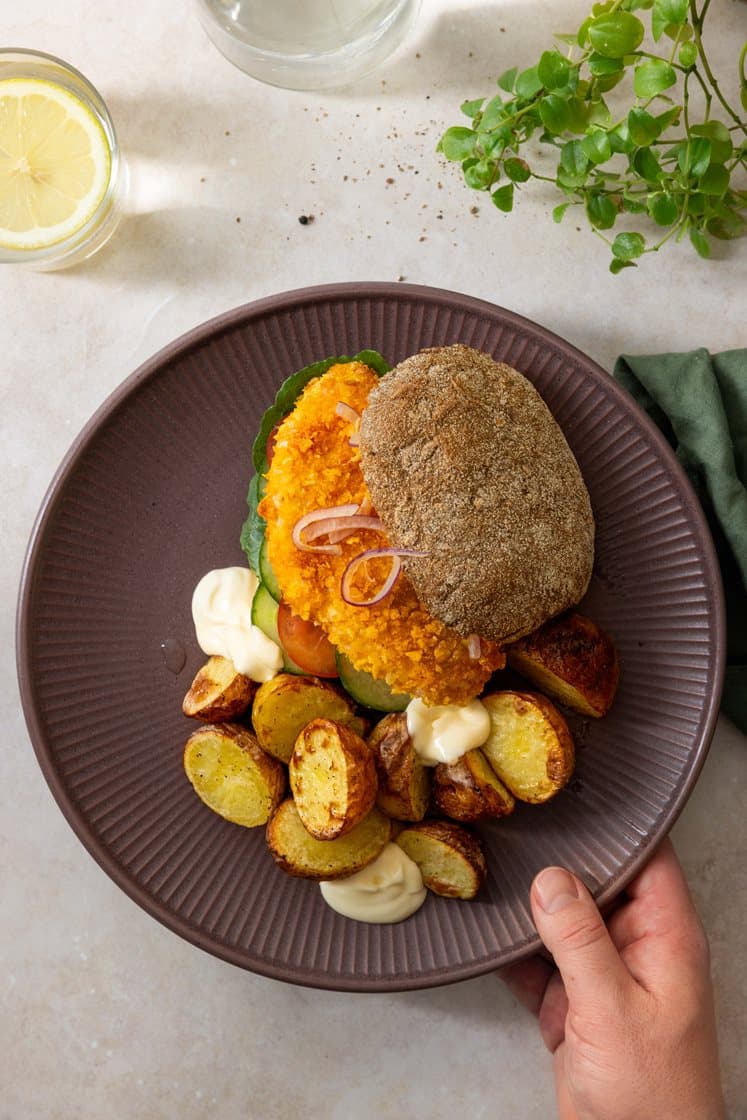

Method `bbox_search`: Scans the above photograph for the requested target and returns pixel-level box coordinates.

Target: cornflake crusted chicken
[258,361,505,706]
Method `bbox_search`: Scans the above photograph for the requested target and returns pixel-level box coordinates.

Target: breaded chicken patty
[358,345,594,644]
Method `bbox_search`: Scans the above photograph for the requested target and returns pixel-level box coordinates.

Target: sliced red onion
[335,401,361,423]
[304,514,383,542]
[291,504,358,554]
[467,634,482,660]
[340,547,428,607]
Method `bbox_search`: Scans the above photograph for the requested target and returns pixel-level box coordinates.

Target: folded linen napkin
[612,348,747,733]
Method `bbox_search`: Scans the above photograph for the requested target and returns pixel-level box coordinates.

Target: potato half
[183,722,285,827]
[290,718,378,840]
[251,673,365,763]
[266,799,392,880]
[182,655,256,721]
[481,691,575,803]
[432,748,515,822]
[507,611,619,718]
[395,820,487,899]
[367,712,431,822]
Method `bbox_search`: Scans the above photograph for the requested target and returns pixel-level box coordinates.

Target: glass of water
[195,0,421,90]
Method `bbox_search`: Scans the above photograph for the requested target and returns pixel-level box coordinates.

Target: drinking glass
[195,0,421,90]
[0,49,126,270]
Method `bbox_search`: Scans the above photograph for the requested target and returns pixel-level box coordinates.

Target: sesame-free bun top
[358,345,594,645]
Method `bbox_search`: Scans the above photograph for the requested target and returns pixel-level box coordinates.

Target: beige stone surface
[2,2,746,1118]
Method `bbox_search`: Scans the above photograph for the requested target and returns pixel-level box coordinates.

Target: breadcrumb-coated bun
[358,345,594,644]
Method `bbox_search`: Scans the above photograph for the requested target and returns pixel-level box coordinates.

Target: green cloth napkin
[612,348,747,733]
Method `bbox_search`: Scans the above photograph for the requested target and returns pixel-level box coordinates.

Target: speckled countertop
[2,2,746,1117]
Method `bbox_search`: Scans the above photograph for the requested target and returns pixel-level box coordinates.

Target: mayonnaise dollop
[191,567,283,682]
[319,843,427,923]
[406,697,491,765]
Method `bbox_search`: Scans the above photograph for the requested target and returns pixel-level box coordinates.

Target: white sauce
[319,843,427,923]
[191,567,283,682]
[406,697,491,765]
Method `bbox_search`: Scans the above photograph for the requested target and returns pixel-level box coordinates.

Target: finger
[496,956,554,1016]
[531,867,631,1014]
[537,970,569,1053]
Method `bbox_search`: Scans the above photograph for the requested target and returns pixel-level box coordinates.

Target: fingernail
[534,867,580,914]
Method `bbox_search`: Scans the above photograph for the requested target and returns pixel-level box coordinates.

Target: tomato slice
[277,600,338,678]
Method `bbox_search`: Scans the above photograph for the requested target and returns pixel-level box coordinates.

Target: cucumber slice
[259,537,282,602]
[336,652,411,712]
[251,583,306,675]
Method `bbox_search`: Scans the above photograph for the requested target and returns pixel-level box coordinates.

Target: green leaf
[461,98,484,119]
[588,52,624,76]
[678,137,712,177]
[691,121,733,163]
[609,122,632,153]
[689,225,711,258]
[497,67,518,93]
[516,66,543,99]
[477,93,508,133]
[652,0,688,40]
[491,183,515,211]
[623,195,648,213]
[439,126,476,161]
[628,107,660,146]
[561,139,590,177]
[577,16,593,46]
[538,50,571,90]
[539,92,572,134]
[678,41,697,68]
[464,158,496,189]
[586,191,618,229]
[698,162,729,196]
[633,147,663,182]
[633,59,677,98]
[588,12,645,58]
[707,205,747,240]
[612,231,646,259]
[504,157,531,182]
[655,106,681,131]
[581,130,613,164]
[648,192,680,225]
[610,257,638,274]
[553,202,571,222]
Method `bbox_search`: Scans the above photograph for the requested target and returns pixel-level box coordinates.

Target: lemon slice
[0,77,112,251]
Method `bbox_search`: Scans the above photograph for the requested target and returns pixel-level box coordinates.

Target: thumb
[531,867,630,1014]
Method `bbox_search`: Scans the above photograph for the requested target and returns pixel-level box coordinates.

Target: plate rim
[15,281,727,991]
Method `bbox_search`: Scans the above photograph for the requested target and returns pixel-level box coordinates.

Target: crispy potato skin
[182,655,256,721]
[266,799,392,880]
[251,673,364,763]
[481,690,575,803]
[433,748,515,822]
[395,820,487,899]
[183,722,286,827]
[367,712,431,822]
[507,611,619,718]
[290,718,378,840]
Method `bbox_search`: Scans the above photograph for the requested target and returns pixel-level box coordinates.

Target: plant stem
[689,0,747,134]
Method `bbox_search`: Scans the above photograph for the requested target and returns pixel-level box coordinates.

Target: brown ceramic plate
[16,283,724,991]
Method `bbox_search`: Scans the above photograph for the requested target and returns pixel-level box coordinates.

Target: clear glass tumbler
[195,0,421,90]
[0,48,126,270]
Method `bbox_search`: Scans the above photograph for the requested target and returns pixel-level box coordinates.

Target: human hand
[499,838,726,1120]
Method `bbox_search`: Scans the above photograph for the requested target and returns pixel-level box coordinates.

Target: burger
[243,344,594,709]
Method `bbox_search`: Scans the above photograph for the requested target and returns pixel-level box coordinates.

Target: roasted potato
[367,712,431,822]
[266,799,392,880]
[481,690,574,803]
[182,655,256,721]
[432,748,515,822]
[183,722,285,827]
[251,673,366,763]
[507,611,619,718]
[395,820,487,899]
[290,718,378,840]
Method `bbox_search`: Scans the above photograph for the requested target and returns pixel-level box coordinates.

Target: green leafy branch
[438,0,747,271]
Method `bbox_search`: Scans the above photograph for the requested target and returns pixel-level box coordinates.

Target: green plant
[438,0,747,270]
